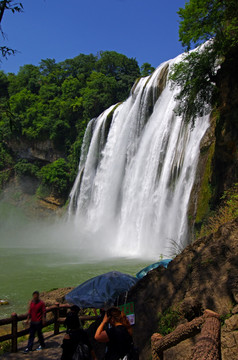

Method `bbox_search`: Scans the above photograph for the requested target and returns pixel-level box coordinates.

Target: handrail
[0,303,98,353]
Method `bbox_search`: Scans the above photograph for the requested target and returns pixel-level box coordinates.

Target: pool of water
[0,202,152,318]
[0,247,149,318]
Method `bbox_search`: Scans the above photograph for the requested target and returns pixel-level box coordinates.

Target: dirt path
[1,332,64,360]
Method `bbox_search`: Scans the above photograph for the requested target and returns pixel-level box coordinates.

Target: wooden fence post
[11,313,18,353]
[54,303,60,335]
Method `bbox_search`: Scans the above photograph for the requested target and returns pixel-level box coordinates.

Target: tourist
[64,305,82,332]
[87,309,107,360]
[95,307,134,360]
[23,291,46,353]
[61,305,95,360]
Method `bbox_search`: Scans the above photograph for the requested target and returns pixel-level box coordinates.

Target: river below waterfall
[0,247,149,318]
[0,202,150,318]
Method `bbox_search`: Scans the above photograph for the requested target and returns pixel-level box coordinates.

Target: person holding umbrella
[95,307,134,360]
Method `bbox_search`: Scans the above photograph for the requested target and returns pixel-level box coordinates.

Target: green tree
[14,159,39,177]
[0,70,8,97]
[60,53,97,79]
[170,0,238,123]
[9,88,37,114]
[61,76,82,99]
[0,1,23,58]
[82,71,118,119]
[8,65,41,96]
[38,158,71,197]
[39,83,60,102]
[96,51,140,101]
[0,50,144,197]
[140,62,155,77]
[39,58,58,76]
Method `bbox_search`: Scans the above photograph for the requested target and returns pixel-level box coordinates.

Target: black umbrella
[65,271,137,308]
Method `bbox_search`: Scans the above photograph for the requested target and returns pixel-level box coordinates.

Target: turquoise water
[0,247,149,318]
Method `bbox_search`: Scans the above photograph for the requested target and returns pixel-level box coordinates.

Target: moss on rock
[195,142,215,224]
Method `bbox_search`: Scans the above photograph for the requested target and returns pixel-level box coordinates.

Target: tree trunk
[191,316,220,360]
[151,316,204,357]
[151,310,220,360]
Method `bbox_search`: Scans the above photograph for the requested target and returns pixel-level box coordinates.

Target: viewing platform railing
[0,303,98,353]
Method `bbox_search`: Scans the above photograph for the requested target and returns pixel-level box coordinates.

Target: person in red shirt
[24,291,46,354]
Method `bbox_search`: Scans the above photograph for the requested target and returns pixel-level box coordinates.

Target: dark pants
[61,338,77,360]
[27,321,45,350]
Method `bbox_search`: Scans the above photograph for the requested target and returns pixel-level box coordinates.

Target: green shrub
[0,334,28,355]
[220,311,233,326]
[157,308,182,335]
[14,159,39,178]
[36,184,51,198]
[38,158,71,197]
[0,143,13,171]
[198,183,238,238]
[0,340,11,355]
[0,169,12,189]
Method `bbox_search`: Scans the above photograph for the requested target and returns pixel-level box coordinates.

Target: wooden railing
[0,303,98,353]
[151,309,220,360]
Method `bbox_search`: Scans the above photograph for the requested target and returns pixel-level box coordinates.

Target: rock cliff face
[221,313,238,360]
[214,51,238,197]
[0,177,66,218]
[128,217,238,359]
[0,138,67,215]
[188,114,216,234]
[7,138,64,163]
[188,50,238,232]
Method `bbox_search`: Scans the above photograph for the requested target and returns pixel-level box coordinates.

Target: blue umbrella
[65,271,138,308]
[136,259,172,279]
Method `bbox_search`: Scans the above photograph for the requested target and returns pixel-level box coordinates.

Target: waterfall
[68,53,209,259]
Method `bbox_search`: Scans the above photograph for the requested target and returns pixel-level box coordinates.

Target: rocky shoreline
[40,287,74,307]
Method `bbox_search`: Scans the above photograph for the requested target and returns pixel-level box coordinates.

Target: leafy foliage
[0,1,23,59]
[170,44,218,123]
[14,159,39,177]
[220,311,233,326]
[1,51,141,148]
[157,308,181,335]
[198,183,238,238]
[170,0,238,123]
[38,159,71,197]
[0,142,13,170]
[178,0,238,53]
[0,51,154,198]
[140,62,155,77]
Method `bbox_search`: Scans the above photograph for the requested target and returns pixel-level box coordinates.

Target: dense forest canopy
[0,51,154,197]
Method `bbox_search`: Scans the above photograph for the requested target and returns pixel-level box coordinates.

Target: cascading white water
[69,53,210,259]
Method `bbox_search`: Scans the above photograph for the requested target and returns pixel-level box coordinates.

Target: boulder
[221,314,238,359]
[128,217,238,359]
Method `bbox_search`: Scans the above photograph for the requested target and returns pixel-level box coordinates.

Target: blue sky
[1,0,187,74]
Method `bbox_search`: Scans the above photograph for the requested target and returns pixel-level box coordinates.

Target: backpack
[72,343,90,360]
